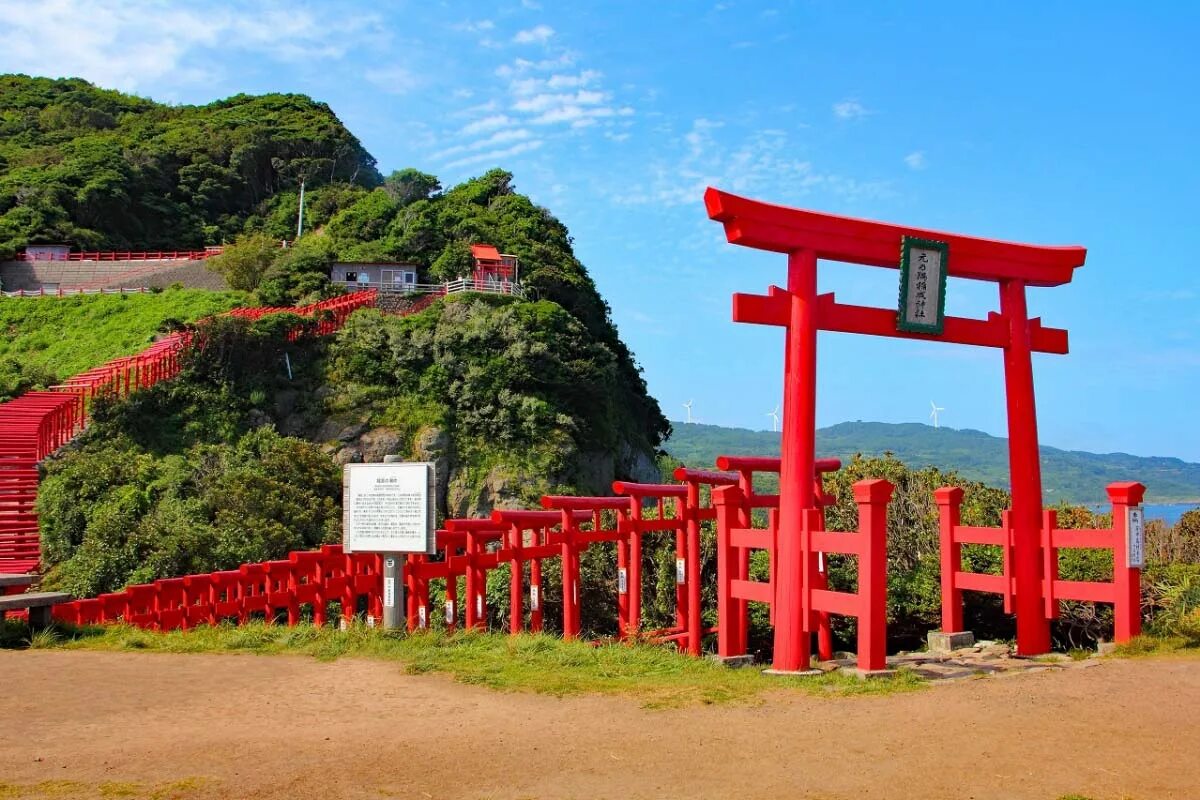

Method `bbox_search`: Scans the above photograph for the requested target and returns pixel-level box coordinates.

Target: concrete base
[762,668,824,677]
[708,654,756,669]
[927,630,975,653]
[851,667,898,680]
[1096,641,1117,656]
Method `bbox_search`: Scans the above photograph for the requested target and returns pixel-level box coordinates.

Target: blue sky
[2,1,1198,461]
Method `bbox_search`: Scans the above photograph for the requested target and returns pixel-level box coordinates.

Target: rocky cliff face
[319,416,659,517]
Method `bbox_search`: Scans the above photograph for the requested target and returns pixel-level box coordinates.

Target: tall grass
[26,623,923,707]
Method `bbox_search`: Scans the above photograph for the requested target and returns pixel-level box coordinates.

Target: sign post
[343,456,436,630]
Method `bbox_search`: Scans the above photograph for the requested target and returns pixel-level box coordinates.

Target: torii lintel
[704,187,1087,287]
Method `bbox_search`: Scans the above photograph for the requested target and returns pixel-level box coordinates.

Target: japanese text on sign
[897,235,949,335]
[342,462,436,553]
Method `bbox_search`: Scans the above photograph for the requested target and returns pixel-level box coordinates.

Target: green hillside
[0,288,244,401]
[663,421,1200,504]
[0,74,379,255]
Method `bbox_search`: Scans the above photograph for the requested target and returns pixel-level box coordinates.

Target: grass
[13,621,923,708]
[0,288,244,399]
[1112,634,1198,657]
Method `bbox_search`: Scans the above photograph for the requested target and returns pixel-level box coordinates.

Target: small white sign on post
[342,462,436,554]
[675,558,686,585]
[1126,505,1146,569]
[444,599,455,625]
[530,585,539,611]
[618,567,628,595]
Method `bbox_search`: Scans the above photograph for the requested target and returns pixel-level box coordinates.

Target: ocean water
[1145,504,1199,526]
[1089,503,1199,526]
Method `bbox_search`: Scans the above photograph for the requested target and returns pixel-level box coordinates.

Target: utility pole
[296,178,306,239]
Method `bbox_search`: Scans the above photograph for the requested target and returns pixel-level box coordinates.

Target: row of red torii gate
[53,188,1148,672]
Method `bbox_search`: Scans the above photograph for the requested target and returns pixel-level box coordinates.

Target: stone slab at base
[851,667,897,680]
[927,630,975,653]
[708,654,756,669]
[762,668,824,677]
[1096,641,1117,656]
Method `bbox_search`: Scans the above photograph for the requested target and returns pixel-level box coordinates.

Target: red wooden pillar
[674,507,687,636]
[683,482,703,656]
[444,573,458,632]
[1042,510,1060,619]
[464,531,486,630]
[854,479,893,671]
[713,484,742,657]
[559,510,581,639]
[1108,481,1146,643]
[628,504,643,635]
[616,521,630,638]
[509,526,524,635]
[934,486,965,632]
[530,526,544,633]
[774,248,818,672]
[1000,279,1051,655]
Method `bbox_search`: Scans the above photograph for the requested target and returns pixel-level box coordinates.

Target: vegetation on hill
[663,421,1200,504]
[39,295,666,598]
[38,316,341,597]
[0,75,379,256]
[0,288,243,401]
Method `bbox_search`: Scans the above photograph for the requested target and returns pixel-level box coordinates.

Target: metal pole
[381,454,405,630]
[296,179,306,239]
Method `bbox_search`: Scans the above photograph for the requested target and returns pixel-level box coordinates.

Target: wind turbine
[930,400,945,429]
[766,405,780,432]
[682,400,694,424]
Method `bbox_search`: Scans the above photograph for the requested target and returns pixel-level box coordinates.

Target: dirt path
[2,650,1197,800]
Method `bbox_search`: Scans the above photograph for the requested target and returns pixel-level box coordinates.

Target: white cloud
[364,65,417,95]
[833,99,870,119]
[0,0,383,92]
[432,128,534,160]
[513,24,555,44]
[460,114,516,135]
[615,121,891,208]
[904,151,927,170]
[444,140,544,169]
[453,19,494,33]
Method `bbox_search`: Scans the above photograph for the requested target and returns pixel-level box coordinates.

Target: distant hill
[663,421,1200,504]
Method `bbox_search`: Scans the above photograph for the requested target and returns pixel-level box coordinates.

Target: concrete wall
[1,259,228,292]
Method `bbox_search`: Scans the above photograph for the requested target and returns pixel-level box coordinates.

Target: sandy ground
[2,649,1198,800]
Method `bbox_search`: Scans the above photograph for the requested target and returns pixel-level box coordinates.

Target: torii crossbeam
[706,187,1087,668]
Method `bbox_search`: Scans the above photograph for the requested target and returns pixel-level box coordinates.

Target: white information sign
[618,567,628,595]
[675,558,686,585]
[384,576,396,608]
[530,585,539,611]
[342,462,436,553]
[444,599,455,625]
[1126,505,1145,569]
[418,604,428,629]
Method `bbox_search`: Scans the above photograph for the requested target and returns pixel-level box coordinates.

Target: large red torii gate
[706,187,1087,667]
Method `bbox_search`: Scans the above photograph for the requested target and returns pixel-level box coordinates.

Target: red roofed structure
[469,244,519,286]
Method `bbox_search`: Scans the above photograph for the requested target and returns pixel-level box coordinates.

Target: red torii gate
[706,187,1087,666]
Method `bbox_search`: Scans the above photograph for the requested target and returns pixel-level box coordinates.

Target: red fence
[935,482,1146,644]
[711,458,894,672]
[52,545,382,629]
[16,250,220,262]
[44,455,896,673]
[0,289,381,574]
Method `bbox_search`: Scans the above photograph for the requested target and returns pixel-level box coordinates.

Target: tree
[207,232,280,291]
[383,168,441,205]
